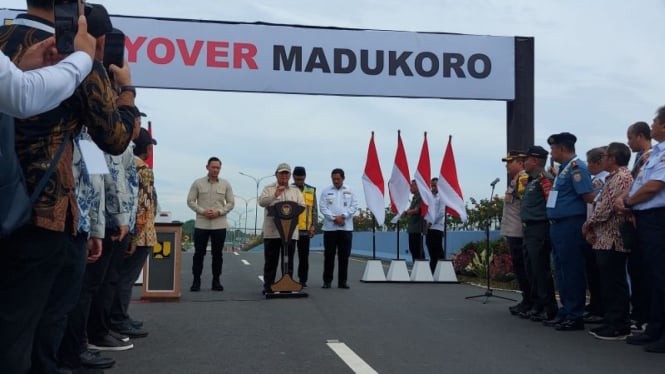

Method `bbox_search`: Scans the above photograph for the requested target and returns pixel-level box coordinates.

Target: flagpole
[372,216,377,260]
[396,221,400,260]
[443,213,448,260]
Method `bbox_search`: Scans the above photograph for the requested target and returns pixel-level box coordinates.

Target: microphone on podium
[490,177,500,187]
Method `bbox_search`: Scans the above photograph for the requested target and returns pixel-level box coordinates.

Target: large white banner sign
[2,9,515,100]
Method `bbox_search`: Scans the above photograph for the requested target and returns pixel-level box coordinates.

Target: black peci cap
[134,128,156,148]
[293,166,306,176]
[526,145,549,159]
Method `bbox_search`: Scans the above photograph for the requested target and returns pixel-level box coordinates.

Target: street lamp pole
[238,172,273,237]
[234,195,256,236]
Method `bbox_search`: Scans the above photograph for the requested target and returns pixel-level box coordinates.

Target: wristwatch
[120,85,136,97]
[623,197,631,209]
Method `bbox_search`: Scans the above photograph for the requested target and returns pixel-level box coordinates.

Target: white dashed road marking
[326,340,378,374]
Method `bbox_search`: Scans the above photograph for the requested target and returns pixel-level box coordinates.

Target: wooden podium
[265,201,307,299]
[141,222,182,300]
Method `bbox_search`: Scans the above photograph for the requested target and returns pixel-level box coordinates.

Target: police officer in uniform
[501,150,532,316]
[519,146,558,323]
[547,133,595,331]
[291,166,317,287]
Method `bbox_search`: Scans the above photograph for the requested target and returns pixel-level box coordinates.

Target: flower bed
[451,237,515,282]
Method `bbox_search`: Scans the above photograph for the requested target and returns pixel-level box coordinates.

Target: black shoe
[530,311,554,322]
[88,334,134,351]
[543,317,565,327]
[588,325,630,341]
[58,368,106,374]
[190,279,201,292]
[301,282,307,288]
[80,349,115,369]
[508,304,521,315]
[555,319,584,331]
[583,314,604,324]
[114,326,149,339]
[509,302,531,316]
[130,318,143,329]
[338,283,350,289]
[322,283,331,289]
[644,339,665,353]
[518,309,537,319]
[627,332,658,346]
[107,329,129,343]
[212,280,224,291]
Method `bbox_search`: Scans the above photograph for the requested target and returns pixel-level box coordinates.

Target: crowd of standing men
[0,2,158,373]
[501,108,665,354]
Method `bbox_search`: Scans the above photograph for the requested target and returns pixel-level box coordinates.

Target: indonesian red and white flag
[415,132,435,223]
[388,130,411,217]
[361,132,385,225]
[437,136,467,222]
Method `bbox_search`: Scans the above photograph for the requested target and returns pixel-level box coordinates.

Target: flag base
[410,260,433,282]
[360,259,386,282]
[386,259,410,282]
[433,261,458,283]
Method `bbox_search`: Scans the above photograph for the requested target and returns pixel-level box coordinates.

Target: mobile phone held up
[54,0,80,54]
[103,29,125,79]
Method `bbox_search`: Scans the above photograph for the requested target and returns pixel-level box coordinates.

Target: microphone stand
[466,181,515,304]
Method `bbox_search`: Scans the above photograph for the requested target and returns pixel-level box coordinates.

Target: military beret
[547,132,577,146]
[526,145,549,159]
[501,150,528,162]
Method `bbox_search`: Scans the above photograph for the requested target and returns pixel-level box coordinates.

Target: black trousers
[595,250,630,330]
[626,223,651,325]
[635,208,665,339]
[523,222,557,314]
[425,229,445,273]
[31,232,86,374]
[296,235,311,283]
[193,228,226,279]
[323,231,352,285]
[583,241,603,315]
[87,232,129,342]
[263,238,294,289]
[0,224,68,374]
[408,232,424,262]
[506,236,532,306]
[110,245,150,328]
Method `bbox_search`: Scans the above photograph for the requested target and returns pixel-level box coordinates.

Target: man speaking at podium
[258,163,305,295]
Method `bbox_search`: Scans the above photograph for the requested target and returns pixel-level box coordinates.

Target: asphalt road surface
[106,250,665,373]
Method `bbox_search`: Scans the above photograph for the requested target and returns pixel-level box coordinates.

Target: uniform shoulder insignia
[571,160,578,168]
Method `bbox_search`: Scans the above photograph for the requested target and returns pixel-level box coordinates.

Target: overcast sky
[4,0,663,229]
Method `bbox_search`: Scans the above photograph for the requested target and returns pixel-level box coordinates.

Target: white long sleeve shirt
[0,50,92,119]
[428,192,446,231]
[319,184,358,231]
